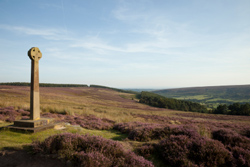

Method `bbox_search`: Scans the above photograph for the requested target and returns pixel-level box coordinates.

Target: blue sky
[0,0,250,88]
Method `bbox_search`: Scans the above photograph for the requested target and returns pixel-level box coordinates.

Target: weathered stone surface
[8,123,56,133]
[9,118,55,133]
[14,118,54,128]
[28,47,42,120]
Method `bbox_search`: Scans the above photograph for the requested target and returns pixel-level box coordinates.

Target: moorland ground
[0,85,250,167]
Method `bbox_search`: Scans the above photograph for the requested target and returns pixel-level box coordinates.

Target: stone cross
[28,47,42,120]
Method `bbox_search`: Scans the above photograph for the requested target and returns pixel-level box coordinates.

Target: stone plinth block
[14,118,54,128]
[8,118,56,133]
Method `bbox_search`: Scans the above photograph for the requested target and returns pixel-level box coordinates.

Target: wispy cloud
[70,38,124,54]
[0,24,70,40]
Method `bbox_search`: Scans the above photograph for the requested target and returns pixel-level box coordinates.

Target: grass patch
[175,95,210,100]
[0,121,12,127]
[0,125,128,150]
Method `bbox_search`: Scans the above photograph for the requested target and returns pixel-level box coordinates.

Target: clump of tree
[213,103,250,116]
[0,82,30,86]
[139,91,208,113]
[40,83,88,87]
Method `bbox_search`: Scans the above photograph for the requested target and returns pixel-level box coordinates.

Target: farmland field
[1,85,250,167]
[153,84,250,108]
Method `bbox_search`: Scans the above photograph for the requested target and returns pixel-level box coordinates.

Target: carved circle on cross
[28,47,42,61]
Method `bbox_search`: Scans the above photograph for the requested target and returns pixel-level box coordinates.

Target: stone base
[7,118,56,133]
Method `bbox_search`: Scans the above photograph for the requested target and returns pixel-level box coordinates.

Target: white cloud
[70,38,124,54]
[0,24,70,40]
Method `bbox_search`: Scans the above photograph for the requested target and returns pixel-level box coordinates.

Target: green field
[153,84,250,108]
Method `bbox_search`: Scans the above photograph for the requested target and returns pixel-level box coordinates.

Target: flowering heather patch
[133,114,194,124]
[136,127,250,167]
[212,129,250,166]
[157,135,233,167]
[175,112,250,122]
[18,109,30,116]
[212,129,250,148]
[21,116,30,119]
[242,129,250,138]
[113,122,166,140]
[114,122,201,142]
[32,133,154,167]
[136,144,155,158]
[128,125,166,141]
[0,106,30,122]
[157,135,193,166]
[41,112,114,130]
[231,146,250,167]
[170,124,200,138]
[133,114,250,136]
[0,114,5,120]
[116,121,250,166]
[113,122,163,134]
[114,122,158,141]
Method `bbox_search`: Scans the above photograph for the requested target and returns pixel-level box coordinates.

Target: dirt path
[0,150,68,167]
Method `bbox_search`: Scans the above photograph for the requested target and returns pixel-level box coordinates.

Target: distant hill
[153,85,250,108]
[89,85,137,94]
[0,82,88,87]
[0,82,137,94]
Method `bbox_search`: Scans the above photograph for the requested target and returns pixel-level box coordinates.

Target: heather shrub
[170,124,200,138]
[128,126,166,141]
[212,129,250,166]
[212,129,250,149]
[122,123,201,142]
[242,129,250,138]
[79,115,114,130]
[136,144,155,158]
[74,151,112,167]
[189,137,233,167]
[0,106,30,122]
[157,135,194,167]
[113,122,159,134]
[0,114,5,121]
[133,114,192,124]
[157,135,233,167]
[1,106,15,111]
[42,113,114,130]
[17,109,30,116]
[5,116,15,122]
[21,116,30,119]
[114,122,168,141]
[33,133,154,167]
[123,151,155,167]
[231,146,250,167]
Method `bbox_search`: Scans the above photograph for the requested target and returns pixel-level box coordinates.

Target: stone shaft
[30,59,40,120]
[28,47,42,120]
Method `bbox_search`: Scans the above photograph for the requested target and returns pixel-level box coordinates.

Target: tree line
[213,103,250,116]
[139,91,250,116]
[0,82,88,87]
[139,91,208,113]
